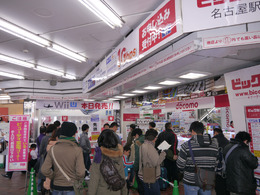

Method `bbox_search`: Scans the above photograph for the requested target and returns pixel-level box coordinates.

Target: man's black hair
[98,129,118,148]
[103,123,110,128]
[46,124,57,134]
[30,144,37,149]
[123,145,131,152]
[235,131,252,143]
[40,126,46,134]
[145,129,158,141]
[130,124,136,130]
[149,122,156,128]
[213,128,223,134]
[165,122,172,130]
[109,122,119,128]
[189,121,204,134]
[82,124,89,131]
[54,120,61,127]
[131,128,142,137]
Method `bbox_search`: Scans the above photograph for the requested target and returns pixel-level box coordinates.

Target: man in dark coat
[224,131,258,195]
[213,128,230,195]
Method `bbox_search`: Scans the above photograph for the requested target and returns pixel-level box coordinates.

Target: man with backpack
[213,128,230,195]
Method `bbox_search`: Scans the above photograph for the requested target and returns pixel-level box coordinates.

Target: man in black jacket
[213,128,229,195]
[224,131,258,195]
[155,122,178,182]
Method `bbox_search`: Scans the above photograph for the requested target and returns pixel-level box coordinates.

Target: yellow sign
[254,150,260,157]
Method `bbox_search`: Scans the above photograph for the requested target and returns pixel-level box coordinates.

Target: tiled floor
[0,168,216,195]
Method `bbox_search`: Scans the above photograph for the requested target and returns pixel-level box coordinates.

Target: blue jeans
[52,190,75,195]
[37,178,42,191]
[143,180,160,195]
[184,184,211,195]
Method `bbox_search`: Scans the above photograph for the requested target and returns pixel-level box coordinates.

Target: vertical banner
[8,115,30,171]
[245,105,260,178]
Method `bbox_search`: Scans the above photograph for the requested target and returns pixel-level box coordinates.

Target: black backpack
[100,155,125,191]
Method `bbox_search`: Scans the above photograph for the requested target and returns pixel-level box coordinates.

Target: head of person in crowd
[30,143,37,150]
[235,131,251,145]
[165,122,173,130]
[131,128,143,140]
[46,124,57,136]
[123,145,131,157]
[189,121,204,135]
[110,122,119,132]
[60,122,77,137]
[230,121,234,128]
[49,127,59,141]
[103,123,110,129]
[98,129,118,149]
[54,120,61,128]
[145,129,158,143]
[40,126,46,135]
[82,124,89,133]
[213,127,223,136]
[149,122,156,129]
[130,124,136,132]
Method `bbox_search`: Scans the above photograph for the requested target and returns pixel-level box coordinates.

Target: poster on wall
[7,115,29,171]
[245,105,260,179]
[182,0,260,32]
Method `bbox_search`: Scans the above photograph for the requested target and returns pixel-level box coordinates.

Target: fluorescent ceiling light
[0,54,35,68]
[114,96,127,99]
[0,96,10,100]
[83,99,95,101]
[62,74,76,80]
[144,86,162,90]
[0,71,24,79]
[158,80,180,86]
[49,44,86,62]
[122,93,135,96]
[214,85,225,89]
[132,90,147,94]
[179,72,207,79]
[78,0,124,29]
[36,66,64,77]
[0,18,50,47]
[108,98,119,101]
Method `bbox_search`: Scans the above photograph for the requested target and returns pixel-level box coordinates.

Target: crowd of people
[1,120,259,195]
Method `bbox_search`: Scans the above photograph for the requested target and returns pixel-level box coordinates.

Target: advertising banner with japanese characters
[182,0,260,32]
[7,115,29,171]
[245,105,260,178]
[139,0,182,56]
[36,100,120,110]
[225,65,260,101]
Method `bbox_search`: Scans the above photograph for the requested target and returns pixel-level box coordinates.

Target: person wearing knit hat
[41,122,85,194]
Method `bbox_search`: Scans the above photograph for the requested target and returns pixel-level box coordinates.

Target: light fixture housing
[36,66,64,77]
[179,71,209,79]
[0,71,24,79]
[0,95,10,100]
[108,98,119,101]
[62,74,77,80]
[0,54,35,68]
[132,90,147,94]
[158,80,181,86]
[78,0,124,29]
[0,18,50,47]
[83,99,95,101]
[114,96,127,99]
[144,86,162,90]
[122,93,136,96]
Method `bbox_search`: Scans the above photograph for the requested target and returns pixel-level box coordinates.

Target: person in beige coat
[138,129,166,195]
[41,122,85,195]
[88,129,127,195]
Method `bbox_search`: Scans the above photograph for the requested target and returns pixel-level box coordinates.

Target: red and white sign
[8,115,30,171]
[139,0,182,56]
[123,114,140,121]
[225,65,260,100]
[108,116,115,121]
[182,0,260,32]
[245,105,260,177]
[166,96,215,112]
[203,31,260,49]
[62,116,68,121]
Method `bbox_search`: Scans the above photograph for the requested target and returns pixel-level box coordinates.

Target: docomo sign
[166,96,215,111]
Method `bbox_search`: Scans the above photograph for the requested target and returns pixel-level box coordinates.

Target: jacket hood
[193,134,212,147]
[100,144,123,158]
[230,138,249,147]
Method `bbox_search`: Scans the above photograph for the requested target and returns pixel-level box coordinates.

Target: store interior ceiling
[0,0,260,101]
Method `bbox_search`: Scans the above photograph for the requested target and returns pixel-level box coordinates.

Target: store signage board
[224,65,260,101]
[203,31,260,49]
[123,114,140,121]
[36,100,120,110]
[7,115,30,171]
[166,96,215,112]
[245,105,260,178]
[182,0,260,33]
[139,0,183,56]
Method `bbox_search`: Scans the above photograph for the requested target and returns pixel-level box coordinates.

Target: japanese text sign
[8,115,29,171]
[182,0,260,32]
[139,0,182,55]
